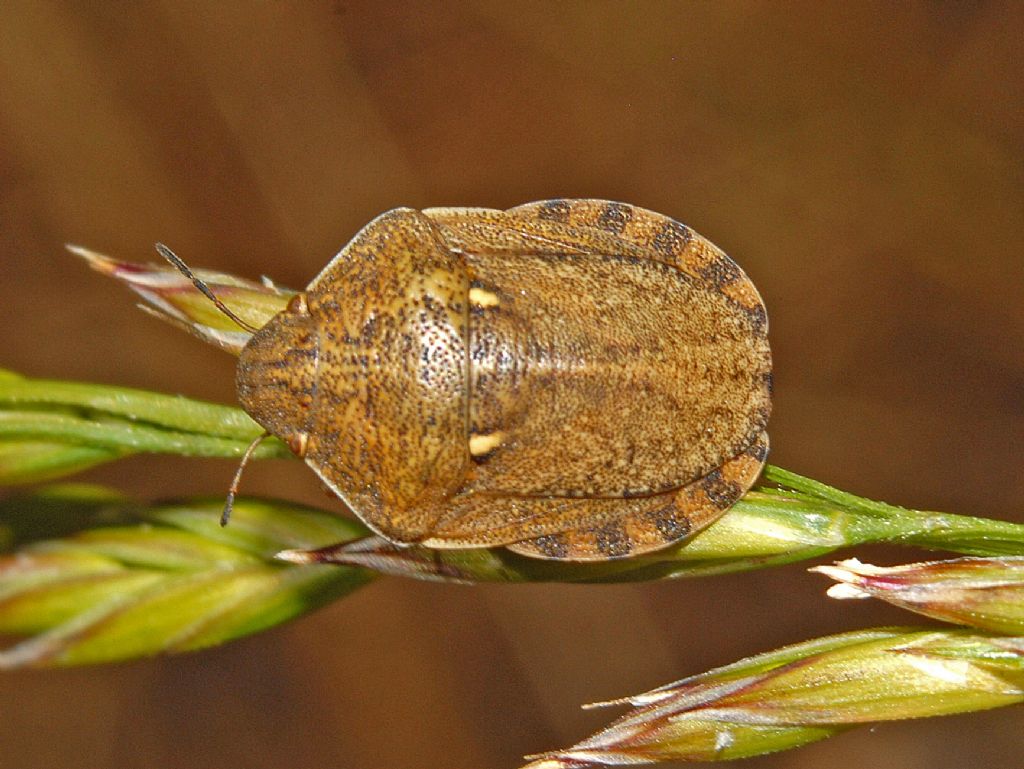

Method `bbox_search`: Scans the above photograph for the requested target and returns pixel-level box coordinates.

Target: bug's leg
[506,432,768,562]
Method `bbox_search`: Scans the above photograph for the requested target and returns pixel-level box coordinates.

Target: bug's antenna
[222,432,270,526]
[155,243,260,334]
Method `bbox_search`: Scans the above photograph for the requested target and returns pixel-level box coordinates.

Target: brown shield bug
[171,200,771,561]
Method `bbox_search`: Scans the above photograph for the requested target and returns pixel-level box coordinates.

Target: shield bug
[177,200,772,561]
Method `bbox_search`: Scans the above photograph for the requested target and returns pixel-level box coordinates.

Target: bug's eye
[286,293,308,315]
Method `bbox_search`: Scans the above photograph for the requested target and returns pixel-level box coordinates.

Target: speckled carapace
[236,200,772,561]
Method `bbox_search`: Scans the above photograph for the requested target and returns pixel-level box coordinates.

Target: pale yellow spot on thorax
[469,286,500,308]
[469,431,505,456]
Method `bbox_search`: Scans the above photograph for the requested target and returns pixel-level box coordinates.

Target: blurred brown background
[1,2,1022,768]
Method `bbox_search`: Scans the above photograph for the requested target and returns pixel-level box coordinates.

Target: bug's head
[236,293,318,456]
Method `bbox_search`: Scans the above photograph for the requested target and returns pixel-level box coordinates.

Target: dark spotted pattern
[648,506,691,541]
[746,439,769,463]
[699,256,742,288]
[651,220,692,257]
[593,522,632,557]
[596,202,633,234]
[532,533,569,559]
[701,469,742,507]
[744,303,768,334]
[537,199,572,223]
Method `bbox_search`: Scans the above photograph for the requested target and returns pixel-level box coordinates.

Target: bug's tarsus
[154,242,261,334]
[222,432,270,526]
